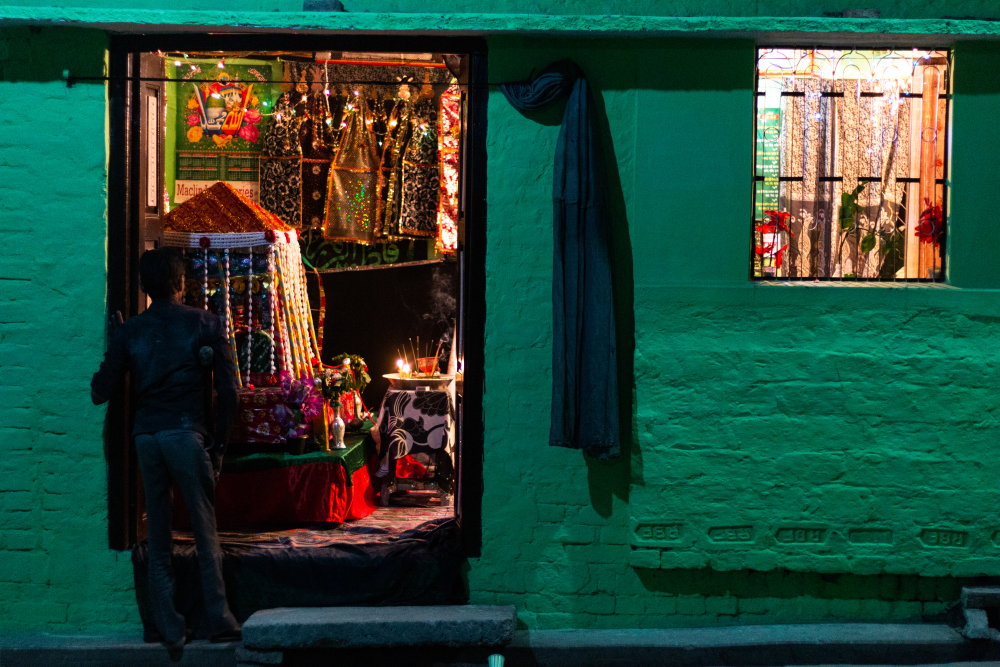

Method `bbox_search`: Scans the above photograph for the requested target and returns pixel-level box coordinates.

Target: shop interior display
[155,50,464,529]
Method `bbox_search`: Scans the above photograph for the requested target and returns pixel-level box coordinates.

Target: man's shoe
[165,643,184,663]
[148,628,193,646]
[210,627,242,644]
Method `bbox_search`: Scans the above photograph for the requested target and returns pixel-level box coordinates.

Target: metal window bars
[752,48,950,281]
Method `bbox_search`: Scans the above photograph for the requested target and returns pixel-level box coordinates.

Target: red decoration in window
[916,202,944,247]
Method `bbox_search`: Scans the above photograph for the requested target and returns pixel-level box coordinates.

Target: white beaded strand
[268,245,277,376]
[222,249,231,341]
[224,249,241,386]
[202,247,209,310]
[245,248,254,387]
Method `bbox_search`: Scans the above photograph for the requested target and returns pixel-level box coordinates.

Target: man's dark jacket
[91,299,239,448]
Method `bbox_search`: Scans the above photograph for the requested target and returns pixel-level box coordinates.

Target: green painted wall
[470,34,1000,628]
[345,0,1000,19]
[1,12,999,635]
[625,40,1000,578]
[2,0,1000,20]
[0,27,136,631]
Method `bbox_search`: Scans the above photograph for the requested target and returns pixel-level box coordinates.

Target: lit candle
[396,359,403,370]
[402,363,411,378]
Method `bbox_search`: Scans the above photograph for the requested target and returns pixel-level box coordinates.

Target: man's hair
[139,247,186,299]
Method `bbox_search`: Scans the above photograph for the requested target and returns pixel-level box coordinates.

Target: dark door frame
[105,33,487,556]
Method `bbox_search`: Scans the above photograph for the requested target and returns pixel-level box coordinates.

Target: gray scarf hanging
[500,60,620,460]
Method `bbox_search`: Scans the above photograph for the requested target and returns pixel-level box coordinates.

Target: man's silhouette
[91,247,241,657]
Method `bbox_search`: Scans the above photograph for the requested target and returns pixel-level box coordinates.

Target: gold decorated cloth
[323,99,377,245]
[164,181,292,233]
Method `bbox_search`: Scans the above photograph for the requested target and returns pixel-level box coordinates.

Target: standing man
[91,247,241,658]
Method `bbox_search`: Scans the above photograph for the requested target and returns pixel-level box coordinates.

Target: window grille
[753,48,950,281]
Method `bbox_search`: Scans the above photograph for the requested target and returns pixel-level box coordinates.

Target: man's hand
[209,449,223,482]
[91,388,108,405]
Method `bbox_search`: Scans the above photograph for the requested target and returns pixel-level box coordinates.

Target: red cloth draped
[172,455,379,530]
[395,455,428,479]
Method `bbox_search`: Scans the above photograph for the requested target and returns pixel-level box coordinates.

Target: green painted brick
[705,596,739,616]
[737,598,770,615]
[554,525,598,545]
[7,601,68,625]
[615,596,645,615]
[581,594,616,615]
[628,549,661,570]
[676,595,708,616]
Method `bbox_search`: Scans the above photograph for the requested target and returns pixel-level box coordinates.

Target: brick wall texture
[2,13,1000,634]
[470,36,1000,629]
[0,27,137,632]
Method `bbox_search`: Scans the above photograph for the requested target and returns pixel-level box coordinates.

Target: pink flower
[187,114,201,127]
[244,109,262,124]
[238,124,259,143]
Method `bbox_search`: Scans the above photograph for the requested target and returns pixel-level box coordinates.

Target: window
[753,48,950,281]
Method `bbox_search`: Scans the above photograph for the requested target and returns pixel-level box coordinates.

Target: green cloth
[222,430,377,486]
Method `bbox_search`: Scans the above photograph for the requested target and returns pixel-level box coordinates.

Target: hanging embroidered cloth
[260,94,303,228]
[301,93,339,230]
[323,97,378,244]
[436,84,461,254]
[398,99,440,237]
[378,99,413,237]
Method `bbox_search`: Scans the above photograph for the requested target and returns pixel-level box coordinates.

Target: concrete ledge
[0,634,238,667]
[5,622,1000,667]
[963,586,1000,610]
[505,624,1000,667]
[241,605,517,651]
[1,8,1000,43]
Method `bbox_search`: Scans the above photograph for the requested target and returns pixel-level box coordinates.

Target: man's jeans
[135,430,238,644]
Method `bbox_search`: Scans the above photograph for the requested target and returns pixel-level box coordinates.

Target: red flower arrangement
[758,210,794,237]
[264,230,276,243]
[916,202,944,247]
[755,210,792,269]
[755,241,790,268]
[199,236,212,248]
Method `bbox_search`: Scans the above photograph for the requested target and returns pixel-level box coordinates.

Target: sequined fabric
[301,94,340,230]
[164,182,292,233]
[398,99,440,237]
[323,98,377,245]
[260,94,303,228]
[436,84,461,254]
[378,100,413,237]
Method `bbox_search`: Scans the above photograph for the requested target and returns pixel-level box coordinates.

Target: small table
[172,432,379,531]
[375,388,454,506]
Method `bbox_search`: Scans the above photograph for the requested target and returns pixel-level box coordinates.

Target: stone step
[241,605,517,651]
[962,586,1000,610]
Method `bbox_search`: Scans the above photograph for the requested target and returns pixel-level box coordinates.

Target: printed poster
[167,59,284,206]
